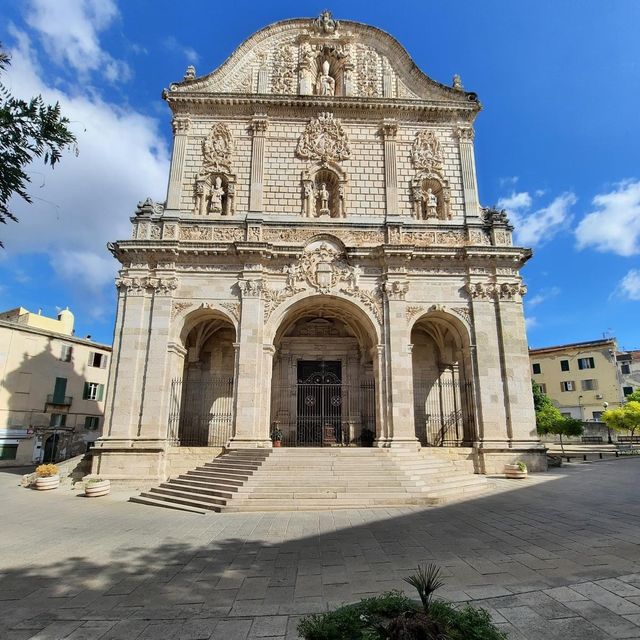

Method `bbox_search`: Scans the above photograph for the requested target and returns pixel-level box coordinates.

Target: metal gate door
[296,361,342,445]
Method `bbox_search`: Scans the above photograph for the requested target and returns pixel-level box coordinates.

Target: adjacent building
[617,350,640,401]
[92,12,545,486]
[529,339,621,420]
[0,307,111,466]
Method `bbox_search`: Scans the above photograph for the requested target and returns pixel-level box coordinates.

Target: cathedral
[92,12,546,488]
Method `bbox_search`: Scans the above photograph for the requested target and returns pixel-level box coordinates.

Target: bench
[581,436,603,444]
[617,436,640,444]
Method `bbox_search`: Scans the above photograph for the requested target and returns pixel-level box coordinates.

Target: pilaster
[249,115,269,212]
[456,126,480,219]
[382,119,399,216]
[166,117,190,210]
[230,276,271,447]
[383,277,419,448]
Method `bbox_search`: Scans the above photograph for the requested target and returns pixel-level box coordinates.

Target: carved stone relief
[406,306,424,321]
[180,225,212,241]
[116,276,178,295]
[410,130,451,220]
[465,282,527,301]
[296,113,351,163]
[271,43,296,94]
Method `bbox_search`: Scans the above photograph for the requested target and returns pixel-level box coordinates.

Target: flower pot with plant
[271,428,283,447]
[84,478,111,497]
[504,461,528,479]
[35,464,60,490]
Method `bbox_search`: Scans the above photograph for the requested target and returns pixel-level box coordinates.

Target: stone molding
[115,276,179,295]
[383,280,409,301]
[465,281,527,301]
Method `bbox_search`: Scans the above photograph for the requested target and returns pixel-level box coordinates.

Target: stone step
[140,489,224,511]
[202,462,263,471]
[149,486,229,506]
[177,474,245,487]
[160,481,237,499]
[239,485,411,495]
[129,495,207,514]
[190,469,254,480]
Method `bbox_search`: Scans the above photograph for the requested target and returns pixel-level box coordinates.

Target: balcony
[46,394,72,407]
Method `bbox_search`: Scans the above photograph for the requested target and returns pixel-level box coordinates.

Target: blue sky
[1,0,639,349]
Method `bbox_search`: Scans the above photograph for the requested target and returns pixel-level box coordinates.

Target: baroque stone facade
[92,13,545,484]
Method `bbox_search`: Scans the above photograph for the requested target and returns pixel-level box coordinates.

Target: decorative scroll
[296,113,351,163]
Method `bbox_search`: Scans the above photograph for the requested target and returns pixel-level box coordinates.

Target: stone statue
[210,176,225,213]
[425,188,438,218]
[284,263,300,289]
[348,264,362,291]
[318,183,330,215]
[317,60,335,96]
[452,74,463,90]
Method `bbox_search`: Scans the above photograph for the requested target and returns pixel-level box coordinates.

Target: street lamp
[603,401,612,444]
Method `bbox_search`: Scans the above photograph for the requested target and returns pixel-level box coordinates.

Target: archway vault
[269,293,379,447]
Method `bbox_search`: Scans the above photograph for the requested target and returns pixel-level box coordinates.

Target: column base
[375,437,420,450]
[473,441,548,473]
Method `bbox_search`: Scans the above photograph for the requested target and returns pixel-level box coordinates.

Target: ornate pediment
[165,13,478,107]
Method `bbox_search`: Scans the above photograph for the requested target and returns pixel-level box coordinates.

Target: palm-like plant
[404,563,445,614]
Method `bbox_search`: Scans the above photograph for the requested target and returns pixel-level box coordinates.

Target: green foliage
[625,389,640,403]
[297,595,507,640]
[532,382,583,443]
[296,591,414,640]
[603,401,640,438]
[516,461,527,472]
[403,563,444,614]
[0,43,76,245]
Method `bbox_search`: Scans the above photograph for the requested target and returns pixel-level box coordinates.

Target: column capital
[455,125,474,142]
[381,118,398,139]
[172,116,191,135]
[250,114,269,135]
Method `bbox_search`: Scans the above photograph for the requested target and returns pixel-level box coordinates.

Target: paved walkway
[3,458,640,639]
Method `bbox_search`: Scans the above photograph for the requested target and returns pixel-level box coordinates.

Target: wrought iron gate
[413,378,475,446]
[272,361,376,446]
[168,377,234,446]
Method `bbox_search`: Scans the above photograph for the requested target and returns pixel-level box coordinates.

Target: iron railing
[413,378,475,446]
[272,379,376,447]
[168,377,234,446]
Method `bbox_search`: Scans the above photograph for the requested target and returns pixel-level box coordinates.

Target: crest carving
[271,44,296,94]
[202,123,234,173]
[412,131,444,175]
[313,10,340,34]
[297,113,351,163]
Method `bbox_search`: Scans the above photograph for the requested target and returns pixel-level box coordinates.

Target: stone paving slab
[3,459,640,638]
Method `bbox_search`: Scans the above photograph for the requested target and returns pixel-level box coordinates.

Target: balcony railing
[46,394,72,406]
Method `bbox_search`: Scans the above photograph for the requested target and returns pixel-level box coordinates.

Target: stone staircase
[130,447,493,514]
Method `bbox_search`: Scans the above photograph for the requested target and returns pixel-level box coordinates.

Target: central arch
[269,294,379,447]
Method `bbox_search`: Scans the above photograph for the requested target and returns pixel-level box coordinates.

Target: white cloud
[2,30,170,294]
[525,316,537,330]
[575,180,640,257]
[499,176,519,188]
[23,0,131,82]
[618,270,640,301]
[526,286,561,308]
[163,36,200,65]
[497,191,576,246]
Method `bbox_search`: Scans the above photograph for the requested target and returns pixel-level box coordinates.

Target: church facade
[92,13,546,484]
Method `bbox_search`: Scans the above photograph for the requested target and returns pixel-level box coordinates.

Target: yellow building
[529,339,621,421]
[0,307,111,466]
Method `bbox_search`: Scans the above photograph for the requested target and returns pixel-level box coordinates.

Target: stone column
[383,278,420,448]
[373,343,389,445]
[456,126,480,219]
[165,117,190,211]
[382,119,399,216]
[229,277,271,448]
[249,115,268,212]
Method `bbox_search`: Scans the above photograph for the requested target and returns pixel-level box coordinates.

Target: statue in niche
[316,60,335,96]
[348,264,362,291]
[425,188,438,218]
[317,183,330,215]
[210,176,225,213]
[284,263,300,288]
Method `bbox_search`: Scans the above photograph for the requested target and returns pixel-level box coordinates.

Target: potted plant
[271,427,283,447]
[504,460,528,479]
[34,463,60,490]
[84,478,111,497]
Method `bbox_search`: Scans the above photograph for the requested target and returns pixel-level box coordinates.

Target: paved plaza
[3,458,640,639]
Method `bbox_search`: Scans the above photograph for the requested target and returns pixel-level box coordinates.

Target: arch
[266,292,381,347]
[411,174,451,220]
[194,171,236,216]
[171,308,237,447]
[175,304,238,345]
[410,308,476,447]
[268,293,380,447]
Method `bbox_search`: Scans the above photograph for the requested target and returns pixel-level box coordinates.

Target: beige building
[529,339,621,421]
[617,350,640,401]
[0,307,111,466]
[92,12,545,487]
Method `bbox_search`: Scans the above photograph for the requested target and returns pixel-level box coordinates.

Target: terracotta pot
[273,440,282,448]
[504,464,527,479]
[35,474,60,491]
[85,480,111,497]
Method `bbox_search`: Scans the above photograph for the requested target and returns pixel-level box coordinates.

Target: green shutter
[83,382,90,400]
[53,377,67,403]
[97,384,104,402]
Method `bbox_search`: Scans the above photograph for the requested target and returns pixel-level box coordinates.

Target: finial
[452,74,463,90]
[184,65,196,80]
